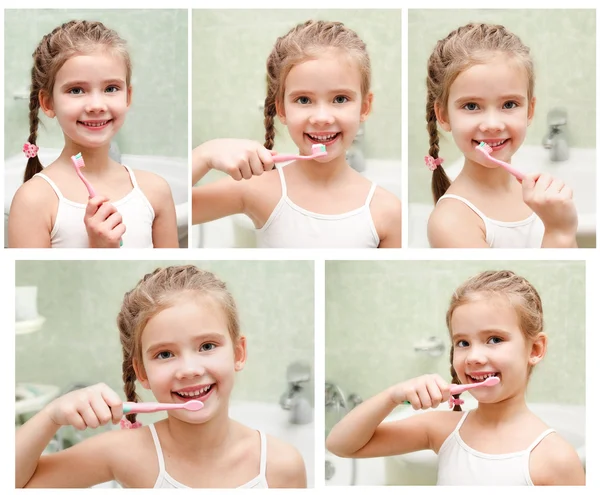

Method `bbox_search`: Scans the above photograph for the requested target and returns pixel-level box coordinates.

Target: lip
[474,138,510,152]
[78,119,112,131]
[305,132,341,146]
[465,371,500,384]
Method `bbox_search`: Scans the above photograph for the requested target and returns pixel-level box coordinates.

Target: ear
[38,90,55,118]
[528,331,547,366]
[233,335,247,372]
[360,92,373,122]
[527,96,536,126]
[275,99,286,126]
[434,101,451,132]
[133,357,151,390]
[126,85,133,108]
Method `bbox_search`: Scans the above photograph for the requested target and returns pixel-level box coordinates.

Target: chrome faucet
[279,361,313,424]
[542,107,569,161]
[346,124,366,172]
[414,336,445,357]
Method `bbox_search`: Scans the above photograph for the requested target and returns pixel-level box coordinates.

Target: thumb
[521,173,540,190]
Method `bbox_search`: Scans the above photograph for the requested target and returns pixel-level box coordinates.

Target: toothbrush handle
[272,154,304,163]
[450,382,484,394]
[122,402,182,414]
[486,155,525,181]
[74,167,97,198]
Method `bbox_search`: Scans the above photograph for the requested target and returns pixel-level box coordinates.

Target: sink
[383,395,585,485]
[445,145,596,235]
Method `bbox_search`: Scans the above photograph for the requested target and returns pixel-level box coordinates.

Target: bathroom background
[191,9,402,247]
[4,9,188,159]
[15,260,315,486]
[325,260,585,485]
[407,9,596,247]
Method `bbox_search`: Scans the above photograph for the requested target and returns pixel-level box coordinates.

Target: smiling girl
[15,265,306,488]
[326,270,584,485]
[192,20,401,248]
[8,20,178,248]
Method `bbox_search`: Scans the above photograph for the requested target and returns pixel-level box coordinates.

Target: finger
[94,202,117,222]
[418,383,433,410]
[548,179,565,194]
[103,211,123,231]
[113,222,126,240]
[533,174,553,192]
[238,158,252,180]
[259,147,276,171]
[85,195,109,217]
[426,379,443,409]
[78,404,100,429]
[67,410,87,431]
[100,386,123,424]
[89,394,113,426]
[405,390,421,410]
[521,173,540,190]
[248,151,264,176]
[434,375,452,402]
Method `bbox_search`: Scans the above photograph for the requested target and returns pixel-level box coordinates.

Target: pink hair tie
[120,417,143,429]
[23,142,39,159]
[448,396,464,409]
[424,155,444,171]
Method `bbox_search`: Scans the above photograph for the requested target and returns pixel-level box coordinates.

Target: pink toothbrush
[450,375,500,395]
[122,400,204,414]
[476,142,525,181]
[71,152,97,197]
[272,143,327,163]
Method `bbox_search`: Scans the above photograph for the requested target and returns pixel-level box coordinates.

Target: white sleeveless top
[437,411,556,485]
[35,165,154,248]
[255,165,380,248]
[148,424,269,489]
[437,194,545,248]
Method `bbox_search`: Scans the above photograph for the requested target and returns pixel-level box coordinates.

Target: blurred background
[15,260,315,487]
[325,260,585,486]
[191,9,402,247]
[407,9,596,248]
[4,9,189,247]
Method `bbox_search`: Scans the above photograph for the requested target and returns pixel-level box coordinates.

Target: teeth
[82,121,108,127]
[309,133,337,141]
[470,373,497,382]
[481,139,506,147]
[177,384,211,397]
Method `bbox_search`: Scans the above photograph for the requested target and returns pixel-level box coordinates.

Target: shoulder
[11,175,56,211]
[264,434,307,488]
[371,185,401,217]
[530,432,585,485]
[427,197,487,247]
[131,169,172,198]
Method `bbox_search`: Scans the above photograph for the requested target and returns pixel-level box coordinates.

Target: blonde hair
[24,20,132,182]
[117,265,240,423]
[263,19,371,149]
[426,23,535,202]
[446,270,543,411]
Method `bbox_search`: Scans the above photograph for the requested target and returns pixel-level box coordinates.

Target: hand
[388,374,452,410]
[195,138,276,181]
[44,383,123,431]
[522,173,578,236]
[84,196,126,248]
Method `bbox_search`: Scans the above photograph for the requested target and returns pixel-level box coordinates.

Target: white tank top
[148,424,269,489]
[34,165,154,248]
[255,165,380,248]
[437,411,556,485]
[437,194,545,248]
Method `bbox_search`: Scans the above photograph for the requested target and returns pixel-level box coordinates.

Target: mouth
[305,132,341,146]
[466,372,500,383]
[474,138,509,151]
[172,383,215,402]
[78,119,112,130]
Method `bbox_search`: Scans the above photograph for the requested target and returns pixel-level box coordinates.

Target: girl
[15,265,307,488]
[424,23,578,248]
[8,20,178,248]
[326,270,584,485]
[192,20,402,248]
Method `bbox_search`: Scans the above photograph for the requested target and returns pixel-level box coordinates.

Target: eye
[295,96,311,105]
[68,87,84,95]
[334,95,349,104]
[200,343,216,352]
[156,350,173,360]
[455,340,469,348]
[487,336,503,344]
[105,85,120,93]
[503,100,518,110]
[463,102,479,111]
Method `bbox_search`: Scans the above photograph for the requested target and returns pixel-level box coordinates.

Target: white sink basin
[446,145,596,235]
[383,396,585,485]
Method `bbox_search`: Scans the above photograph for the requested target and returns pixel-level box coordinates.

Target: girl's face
[436,53,535,167]
[450,295,545,404]
[40,50,131,150]
[134,295,246,424]
[277,48,372,163]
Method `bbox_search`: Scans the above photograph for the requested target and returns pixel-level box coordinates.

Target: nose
[84,91,108,113]
[174,353,205,380]
[479,109,505,133]
[309,103,335,126]
[465,344,488,366]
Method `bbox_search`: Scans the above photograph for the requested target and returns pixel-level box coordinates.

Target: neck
[471,391,529,427]
[460,156,515,191]
[296,152,351,183]
[59,142,112,175]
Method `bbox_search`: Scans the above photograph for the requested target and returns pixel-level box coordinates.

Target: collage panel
[191,9,402,249]
[325,260,585,486]
[4,9,189,249]
[15,260,315,488]
[406,9,596,249]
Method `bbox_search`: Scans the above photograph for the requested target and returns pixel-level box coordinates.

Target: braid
[263,87,277,150]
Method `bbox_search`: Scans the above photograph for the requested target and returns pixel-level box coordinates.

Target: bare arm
[427,201,490,248]
[136,171,179,248]
[265,437,307,488]
[192,177,246,224]
[530,434,585,485]
[8,181,53,248]
[376,191,402,248]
